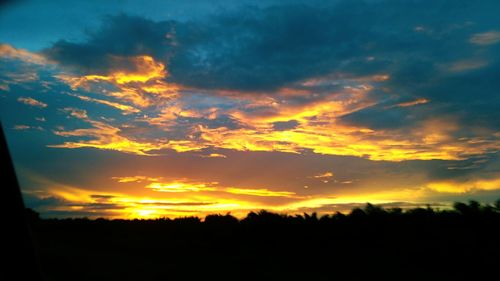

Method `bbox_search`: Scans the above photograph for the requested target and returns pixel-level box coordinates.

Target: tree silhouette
[22,199,500,281]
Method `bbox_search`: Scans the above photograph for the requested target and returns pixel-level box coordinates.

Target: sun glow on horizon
[20,172,500,219]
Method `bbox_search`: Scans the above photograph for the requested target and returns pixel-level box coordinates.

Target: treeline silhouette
[27,200,500,281]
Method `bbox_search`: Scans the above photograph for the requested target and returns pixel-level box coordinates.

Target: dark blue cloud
[170,0,500,92]
[272,120,299,131]
[44,14,177,74]
[43,1,500,90]
[169,3,371,91]
[342,60,500,131]
[39,0,499,120]
[340,104,420,130]
[28,1,500,137]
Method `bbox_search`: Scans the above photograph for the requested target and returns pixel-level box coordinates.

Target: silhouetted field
[27,200,500,281]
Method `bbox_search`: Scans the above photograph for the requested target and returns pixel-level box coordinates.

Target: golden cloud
[225,188,297,198]
[115,176,298,197]
[201,153,227,158]
[56,55,179,108]
[146,181,217,193]
[49,108,204,155]
[426,178,500,193]
[313,172,334,179]
[48,66,500,162]
[68,93,140,114]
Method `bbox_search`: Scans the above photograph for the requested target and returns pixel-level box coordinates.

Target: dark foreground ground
[28,201,500,281]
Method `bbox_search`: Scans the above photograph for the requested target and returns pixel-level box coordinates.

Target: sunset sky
[1,0,499,218]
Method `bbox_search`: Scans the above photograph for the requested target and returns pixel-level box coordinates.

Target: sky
[1,0,500,219]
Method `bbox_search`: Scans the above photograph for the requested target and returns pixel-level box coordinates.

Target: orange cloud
[60,55,165,86]
[68,93,140,114]
[393,98,429,108]
[48,88,500,161]
[312,172,334,183]
[14,125,36,130]
[313,172,334,179]
[111,176,161,183]
[196,114,500,162]
[469,31,500,45]
[108,87,152,108]
[0,44,47,64]
[56,55,179,108]
[17,97,47,108]
[49,108,204,155]
[448,60,488,72]
[0,84,10,91]
[49,66,500,162]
